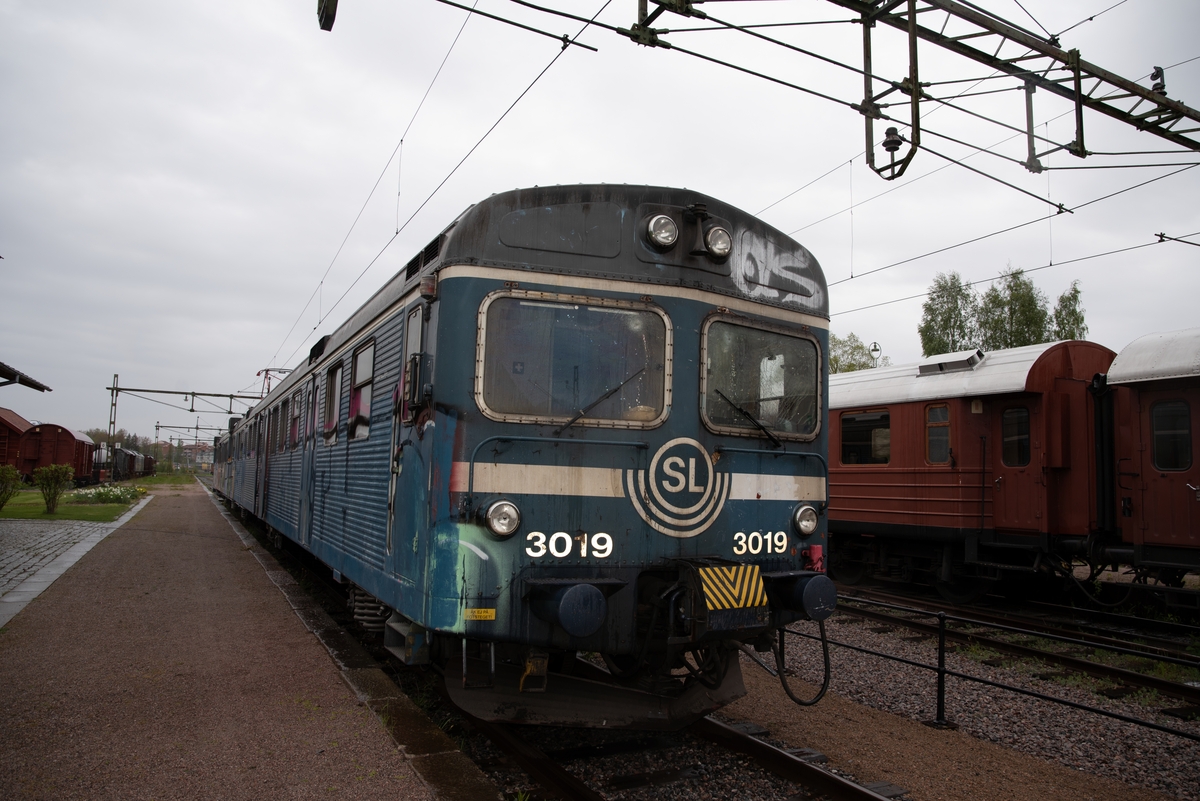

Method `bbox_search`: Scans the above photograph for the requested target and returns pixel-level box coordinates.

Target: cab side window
[1152,400,1192,471]
[926,404,950,464]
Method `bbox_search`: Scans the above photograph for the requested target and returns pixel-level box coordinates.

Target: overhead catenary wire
[827,163,1199,288]
[270,2,481,372]
[833,230,1200,317]
[279,0,613,369]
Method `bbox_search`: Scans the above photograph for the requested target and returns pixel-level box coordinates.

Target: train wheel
[935,576,991,605]
[829,548,866,585]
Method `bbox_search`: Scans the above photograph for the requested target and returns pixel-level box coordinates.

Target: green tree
[33,464,74,514]
[830,332,892,373]
[0,464,21,512]
[1051,280,1088,341]
[918,272,979,357]
[976,268,1050,350]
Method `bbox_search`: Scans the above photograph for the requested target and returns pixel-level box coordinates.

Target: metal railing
[786,595,1200,743]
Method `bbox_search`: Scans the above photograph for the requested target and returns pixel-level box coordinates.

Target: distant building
[181,441,214,470]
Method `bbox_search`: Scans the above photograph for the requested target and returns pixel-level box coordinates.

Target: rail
[787,595,1200,743]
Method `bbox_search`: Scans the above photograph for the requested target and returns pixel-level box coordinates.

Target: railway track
[247,513,900,800]
[836,586,1200,708]
[842,584,1200,657]
[464,710,900,801]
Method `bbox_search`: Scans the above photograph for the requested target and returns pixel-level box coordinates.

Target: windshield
[703,320,819,440]
[479,294,669,426]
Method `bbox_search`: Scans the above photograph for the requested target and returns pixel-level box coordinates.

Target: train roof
[245,184,828,421]
[830,340,1116,409]
[1107,327,1200,385]
[0,407,33,434]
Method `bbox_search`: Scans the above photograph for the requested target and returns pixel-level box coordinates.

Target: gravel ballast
[725,613,1194,801]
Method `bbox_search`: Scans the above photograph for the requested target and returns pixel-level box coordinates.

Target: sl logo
[627,438,730,538]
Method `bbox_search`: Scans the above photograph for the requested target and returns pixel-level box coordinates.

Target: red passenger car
[1104,327,1200,580]
[827,341,1116,599]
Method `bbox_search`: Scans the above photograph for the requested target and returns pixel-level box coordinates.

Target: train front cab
[220,186,836,729]
[1105,327,1200,584]
[828,341,1116,598]
[388,190,836,728]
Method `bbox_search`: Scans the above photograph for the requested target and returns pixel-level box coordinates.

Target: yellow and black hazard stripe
[697,564,768,611]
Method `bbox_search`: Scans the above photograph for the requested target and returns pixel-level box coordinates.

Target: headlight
[704,226,732,259]
[793,504,818,536]
[646,214,679,249]
[485,500,521,537]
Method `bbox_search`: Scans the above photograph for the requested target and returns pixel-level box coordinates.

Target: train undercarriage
[829,532,1200,608]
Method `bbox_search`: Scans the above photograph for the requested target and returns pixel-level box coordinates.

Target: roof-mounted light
[646,215,679,249]
[704,226,732,260]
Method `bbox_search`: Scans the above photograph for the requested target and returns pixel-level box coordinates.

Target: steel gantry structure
[316,0,1200,188]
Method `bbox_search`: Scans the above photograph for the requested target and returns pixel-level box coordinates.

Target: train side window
[1001,407,1031,466]
[926,404,950,464]
[841,412,889,464]
[278,400,289,453]
[350,342,374,440]
[1151,400,1192,471]
[289,394,301,449]
[324,363,342,445]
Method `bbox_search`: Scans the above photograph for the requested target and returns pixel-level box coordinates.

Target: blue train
[214,184,835,728]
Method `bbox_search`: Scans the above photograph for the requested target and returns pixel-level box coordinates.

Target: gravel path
[724,614,1192,801]
[0,483,434,801]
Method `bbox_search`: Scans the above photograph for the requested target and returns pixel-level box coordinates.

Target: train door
[386,303,429,589]
[256,415,269,518]
[991,401,1043,532]
[299,378,317,546]
[1137,390,1199,547]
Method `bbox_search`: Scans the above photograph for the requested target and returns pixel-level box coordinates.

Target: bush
[33,464,74,514]
[0,464,20,512]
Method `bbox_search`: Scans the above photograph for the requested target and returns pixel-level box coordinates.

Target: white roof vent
[917,348,986,376]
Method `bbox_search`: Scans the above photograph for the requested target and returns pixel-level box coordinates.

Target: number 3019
[526,531,613,559]
[733,531,788,555]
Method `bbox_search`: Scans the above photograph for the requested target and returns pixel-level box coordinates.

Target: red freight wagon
[827,341,1116,600]
[1105,327,1200,578]
[0,407,33,469]
[17,424,96,485]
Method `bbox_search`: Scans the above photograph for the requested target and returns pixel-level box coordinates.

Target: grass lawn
[134,472,202,487]
[0,489,133,523]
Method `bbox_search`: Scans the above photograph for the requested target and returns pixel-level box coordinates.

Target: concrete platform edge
[201,482,500,801]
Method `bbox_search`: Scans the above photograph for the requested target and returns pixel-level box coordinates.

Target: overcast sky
[2,0,1197,443]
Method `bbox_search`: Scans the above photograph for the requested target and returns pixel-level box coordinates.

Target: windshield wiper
[715,389,782,448]
[555,367,646,436]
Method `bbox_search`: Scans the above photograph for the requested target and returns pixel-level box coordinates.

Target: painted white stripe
[451,463,626,498]
[729,473,826,502]
[439,265,830,330]
[451,462,825,502]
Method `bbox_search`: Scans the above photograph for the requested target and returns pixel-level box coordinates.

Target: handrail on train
[466,435,648,501]
[714,446,830,510]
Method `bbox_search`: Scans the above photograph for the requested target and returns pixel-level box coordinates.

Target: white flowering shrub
[70,485,143,505]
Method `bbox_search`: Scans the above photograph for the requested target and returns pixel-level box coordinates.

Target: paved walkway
[0,500,152,627]
[0,482,492,800]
